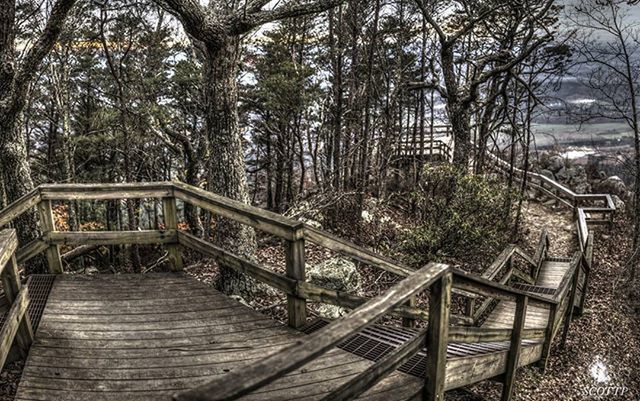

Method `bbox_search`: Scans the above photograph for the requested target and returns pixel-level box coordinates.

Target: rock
[229,295,251,308]
[307,257,362,318]
[611,195,625,212]
[555,166,569,181]
[598,171,607,180]
[574,182,591,194]
[555,166,590,194]
[594,176,627,198]
[540,169,555,180]
[361,210,374,223]
[547,155,565,173]
[301,218,322,229]
[85,266,99,275]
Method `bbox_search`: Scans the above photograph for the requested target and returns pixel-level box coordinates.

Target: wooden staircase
[0,171,611,401]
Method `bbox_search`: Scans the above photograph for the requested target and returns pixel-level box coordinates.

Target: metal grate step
[511,282,556,296]
[545,256,572,263]
[0,274,55,332]
[302,318,429,378]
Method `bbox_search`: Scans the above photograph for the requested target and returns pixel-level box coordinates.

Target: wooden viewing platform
[0,169,613,400]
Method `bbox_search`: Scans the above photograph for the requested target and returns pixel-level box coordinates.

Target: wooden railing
[0,181,600,400]
[0,229,34,370]
[464,237,546,324]
[396,139,454,162]
[485,151,614,251]
[176,263,452,401]
[485,150,608,326]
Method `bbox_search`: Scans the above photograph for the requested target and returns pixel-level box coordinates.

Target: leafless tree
[410,0,556,171]
[568,0,640,280]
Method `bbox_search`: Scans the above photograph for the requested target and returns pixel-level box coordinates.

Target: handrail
[172,181,304,241]
[452,268,557,307]
[552,252,582,303]
[0,230,18,269]
[173,262,450,401]
[463,242,540,323]
[303,224,414,277]
[0,229,34,369]
[39,182,173,200]
[485,150,615,249]
[0,189,41,228]
[0,181,606,401]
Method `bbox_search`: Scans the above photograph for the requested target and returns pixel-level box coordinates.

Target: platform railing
[0,182,593,400]
[0,229,34,370]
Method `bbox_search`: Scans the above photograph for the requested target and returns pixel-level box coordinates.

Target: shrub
[401,164,519,267]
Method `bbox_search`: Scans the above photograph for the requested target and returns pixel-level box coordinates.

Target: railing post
[537,303,557,373]
[285,234,307,329]
[424,271,451,401]
[162,197,183,271]
[37,199,63,274]
[577,235,593,316]
[561,264,581,348]
[501,294,527,401]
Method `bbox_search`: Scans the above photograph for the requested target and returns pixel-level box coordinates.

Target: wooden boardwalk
[0,178,611,401]
[16,273,422,401]
[14,272,552,401]
[482,259,572,330]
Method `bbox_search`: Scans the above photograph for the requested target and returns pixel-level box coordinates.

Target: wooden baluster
[424,272,451,401]
[402,296,417,328]
[37,199,63,274]
[464,297,475,319]
[162,197,183,271]
[538,303,557,373]
[285,236,307,328]
[501,294,527,401]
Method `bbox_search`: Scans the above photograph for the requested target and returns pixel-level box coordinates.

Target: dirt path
[519,200,576,257]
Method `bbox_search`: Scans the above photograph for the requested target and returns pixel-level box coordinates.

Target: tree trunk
[204,38,259,299]
[440,44,471,170]
[0,118,40,247]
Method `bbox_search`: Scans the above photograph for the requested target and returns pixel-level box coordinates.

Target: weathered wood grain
[162,197,183,271]
[0,190,41,228]
[175,263,448,401]
[285,239,307,328]
[0,289,32,368]
[37,200,64,274]
[424,272,451,401]
[15,238,48,264]
[173,182,303,241]
[47,230,177,246]
[39,182,173,200]
[0,229,18,270]
[501,295,527,401]
[17,274,424,401]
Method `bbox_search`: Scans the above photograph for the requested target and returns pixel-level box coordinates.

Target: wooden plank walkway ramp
[0,177,611,401]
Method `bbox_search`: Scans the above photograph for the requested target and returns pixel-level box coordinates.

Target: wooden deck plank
[17,257,573,401]
[16,274,421,401]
